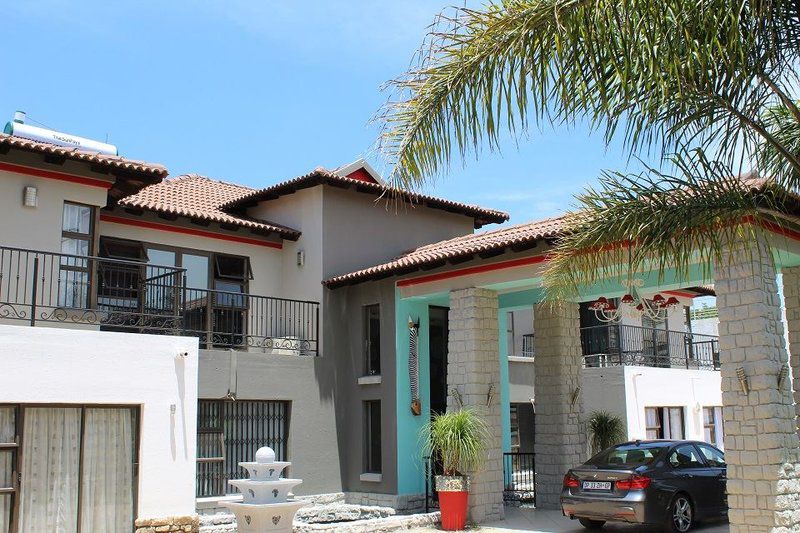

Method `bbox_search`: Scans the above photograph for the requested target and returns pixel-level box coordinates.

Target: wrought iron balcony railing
[580,323,719,370]
[0,245,319,355]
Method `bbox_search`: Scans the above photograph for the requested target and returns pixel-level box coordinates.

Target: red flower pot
[436,475,470,531]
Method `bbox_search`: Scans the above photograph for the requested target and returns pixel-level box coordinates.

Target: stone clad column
[447,287,504,523]
[781,265,800,430]
[533,301,585,509]
[715,238,800,532]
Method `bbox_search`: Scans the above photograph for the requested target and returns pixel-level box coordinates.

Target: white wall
[0,325,199,519]
[621,366,722,444]
[583,366,722,447]
[0,166,108,252]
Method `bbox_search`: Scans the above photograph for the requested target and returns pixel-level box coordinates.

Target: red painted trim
[759,218,800,242]
[397,254,549,287]
[99,214,283,249]
[396,216,800,289]
[0,160,113,189]
[663,290,699,299]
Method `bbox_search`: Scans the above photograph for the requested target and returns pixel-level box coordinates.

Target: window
[703,406,724,448]
[59,202,95,308]
[97,237,147,307]
[696,443,726,468]
[364,401,382,474]
[363,305,381,375]
[196,400,289,497]
[510,404,520,451]
[668,443,704,468]
[0,405,138,532]
[645,407,684,439]
[589,443,669,467]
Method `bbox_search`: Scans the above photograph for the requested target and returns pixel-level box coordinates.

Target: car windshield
[587,443,669,467]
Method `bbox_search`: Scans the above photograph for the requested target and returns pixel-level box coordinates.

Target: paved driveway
[413,507,729,532]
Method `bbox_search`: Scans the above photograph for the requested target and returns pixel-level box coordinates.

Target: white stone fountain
[222,446,308,533]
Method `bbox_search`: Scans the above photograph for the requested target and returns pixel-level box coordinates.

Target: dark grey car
[560,440,727,532]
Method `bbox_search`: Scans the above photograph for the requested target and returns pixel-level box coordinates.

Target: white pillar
[715,238,800,532]
[447,287,504,523]
[533,301,585,509]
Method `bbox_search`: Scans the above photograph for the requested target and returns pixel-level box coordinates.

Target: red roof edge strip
[396,254,549,287]
[394,218,800,289]
[0,160,113,189]
[100,214,283,249]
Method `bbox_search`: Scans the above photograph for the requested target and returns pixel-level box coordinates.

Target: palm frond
[420,409,491,476]
[543,150,786,299]
[378,0,800,187]
[587,411,626,455]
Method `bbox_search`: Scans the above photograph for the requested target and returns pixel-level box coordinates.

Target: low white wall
[622,366,722,444]
[0,325,199,519]
[582,366,722,446]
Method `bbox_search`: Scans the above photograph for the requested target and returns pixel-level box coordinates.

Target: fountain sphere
[255,446,277,464]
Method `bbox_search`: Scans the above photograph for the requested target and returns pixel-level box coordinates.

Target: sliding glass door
[2,406,138,533]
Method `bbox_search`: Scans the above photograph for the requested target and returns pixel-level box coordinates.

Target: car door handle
[676,473,694,479]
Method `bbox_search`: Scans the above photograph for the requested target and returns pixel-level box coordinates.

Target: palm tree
[587,411,626,455]
[377,0,800,293]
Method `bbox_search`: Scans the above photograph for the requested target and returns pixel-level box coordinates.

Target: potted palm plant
[422,409,489,531]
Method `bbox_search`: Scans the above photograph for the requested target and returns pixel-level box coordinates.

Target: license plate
[582,481,612,491]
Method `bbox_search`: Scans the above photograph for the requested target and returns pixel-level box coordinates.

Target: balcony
[580,324,719,370]
[0,245,319,355]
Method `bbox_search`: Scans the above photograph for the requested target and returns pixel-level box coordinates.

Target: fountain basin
[238,461,291,481]
[222,500,308,533]
[229,478,303,504]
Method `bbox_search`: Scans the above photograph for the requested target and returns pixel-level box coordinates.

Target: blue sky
[2,1,641,225]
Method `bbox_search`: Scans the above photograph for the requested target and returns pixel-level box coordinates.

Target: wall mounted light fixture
[570,385,581,409]
[23,186,37,207]
[736,367,750,395]
[778,364,790,389]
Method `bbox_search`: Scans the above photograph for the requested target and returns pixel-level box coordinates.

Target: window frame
[667,442,706,470]
[195,399,290,497]
[645,406,685,439]
[0,403,140,533]
[702,406,724,448]
[509,404,521,451]
[363,400,382,475]
[59,202,97,308]
[695,442,726,468]
[363,304,381,376]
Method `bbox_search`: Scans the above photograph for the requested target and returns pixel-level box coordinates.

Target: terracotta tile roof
[0,133,167,178]
[223,167,509,228]
[324,215,569,287]
[117,174,301,240]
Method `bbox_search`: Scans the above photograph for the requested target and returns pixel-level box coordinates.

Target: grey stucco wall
[198,348,341,495]
[323,278,398,495]
[509,360,535,403]
[321,186,476,279]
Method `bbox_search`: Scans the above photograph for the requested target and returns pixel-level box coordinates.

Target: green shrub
[422,409,490,476]
[588,411,626,455]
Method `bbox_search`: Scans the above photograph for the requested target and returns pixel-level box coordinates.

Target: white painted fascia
[334,158,387,186]
[357,375,382,385]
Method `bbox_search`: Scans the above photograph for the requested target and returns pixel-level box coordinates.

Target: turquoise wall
[395,293,431,495]
[498,310,511,452]
[395,291,517,493]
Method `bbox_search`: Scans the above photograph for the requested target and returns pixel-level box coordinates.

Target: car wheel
[578,518,605,529]
[665,494,694,532]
